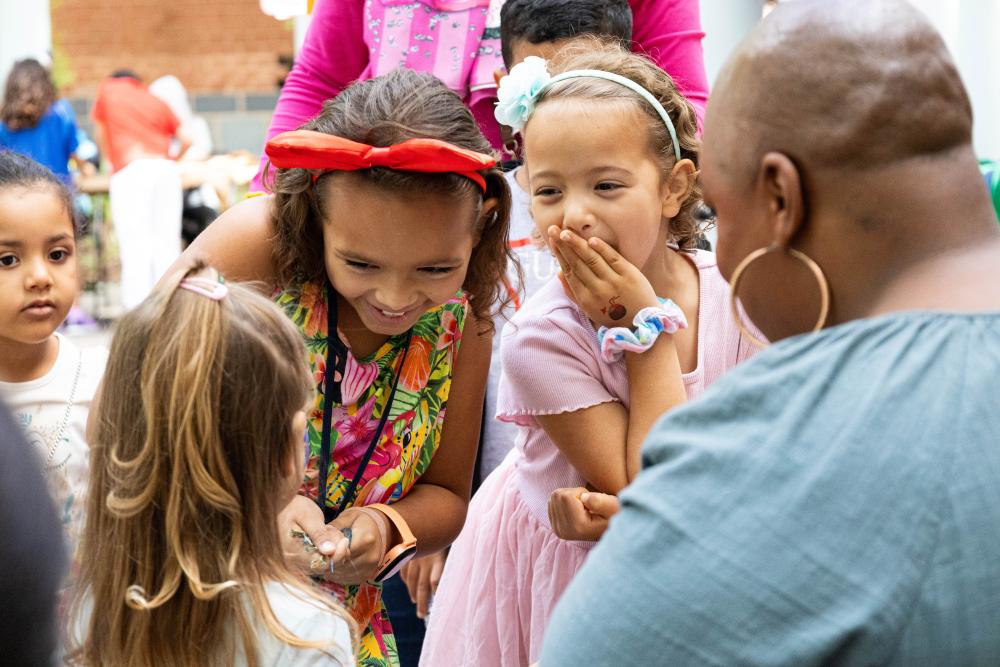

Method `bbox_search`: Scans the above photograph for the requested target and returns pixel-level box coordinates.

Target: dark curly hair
[1,59,57,131]
[0,150,80,235]
[264,67,513,327]
[499,0,632,68]
[535,37,706,251]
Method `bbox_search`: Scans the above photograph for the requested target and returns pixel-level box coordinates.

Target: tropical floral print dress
[276,280,467,667]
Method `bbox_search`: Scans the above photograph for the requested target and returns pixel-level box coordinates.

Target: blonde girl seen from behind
[68,262,356,667]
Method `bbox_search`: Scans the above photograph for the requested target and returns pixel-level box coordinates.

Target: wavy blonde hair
[67,261,356,667]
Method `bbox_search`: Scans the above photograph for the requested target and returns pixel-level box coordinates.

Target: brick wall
[52,0,293,96]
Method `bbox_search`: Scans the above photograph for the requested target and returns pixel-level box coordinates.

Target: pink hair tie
[179,276,228,301]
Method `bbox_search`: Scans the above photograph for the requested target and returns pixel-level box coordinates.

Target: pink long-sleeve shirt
[252,0,708,192]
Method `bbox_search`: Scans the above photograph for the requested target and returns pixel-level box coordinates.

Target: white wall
[907,0,1000,157]
[699,0,762,92]
[294,13,313,55]
[0,0,52,86]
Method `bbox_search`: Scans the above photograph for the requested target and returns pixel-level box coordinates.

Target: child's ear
[280,444,297,480]
[660,159,697,220]
[475,196,501,246]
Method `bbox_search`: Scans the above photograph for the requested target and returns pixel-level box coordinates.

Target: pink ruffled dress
[420,250,758,666]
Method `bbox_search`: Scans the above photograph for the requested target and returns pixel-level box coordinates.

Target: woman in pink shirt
[251,0,709,191]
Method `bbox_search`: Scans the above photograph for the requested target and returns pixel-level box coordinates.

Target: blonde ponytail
[68,262,357,666]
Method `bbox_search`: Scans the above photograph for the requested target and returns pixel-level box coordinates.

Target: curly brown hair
[536,37,706,251]
[1,59,57,131]
[264,68,514,326]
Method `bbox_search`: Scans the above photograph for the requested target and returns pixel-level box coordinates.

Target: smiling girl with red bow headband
[163,67,512,666]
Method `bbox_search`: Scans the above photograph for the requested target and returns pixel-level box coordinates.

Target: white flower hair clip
[494,56,552,132]
[493,55,682,161]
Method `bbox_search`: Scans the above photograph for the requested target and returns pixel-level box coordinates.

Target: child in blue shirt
[0,60,80,186]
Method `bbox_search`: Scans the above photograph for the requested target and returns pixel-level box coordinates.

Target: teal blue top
[541,311,1000,666]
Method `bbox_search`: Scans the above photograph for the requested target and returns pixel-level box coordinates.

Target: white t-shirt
[482,168,559,478]
[72,582,355,666]
[258,582,355,666]
[0,333,107,552]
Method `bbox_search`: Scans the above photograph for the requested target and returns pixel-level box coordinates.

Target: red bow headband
[265,130,496,192]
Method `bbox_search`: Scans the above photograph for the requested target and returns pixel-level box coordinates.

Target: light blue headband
[495,56,682,162]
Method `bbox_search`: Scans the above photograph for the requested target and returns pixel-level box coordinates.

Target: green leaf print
[388,386,420,420]
[422,377,443,417]
[411,312,443,344]
[305,338,327,356]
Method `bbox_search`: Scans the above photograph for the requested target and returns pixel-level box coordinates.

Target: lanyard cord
[317,282,413,523]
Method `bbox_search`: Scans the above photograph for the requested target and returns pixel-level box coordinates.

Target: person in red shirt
[91,70,191,310]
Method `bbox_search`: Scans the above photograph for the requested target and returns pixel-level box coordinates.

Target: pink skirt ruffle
[420,457,591,667]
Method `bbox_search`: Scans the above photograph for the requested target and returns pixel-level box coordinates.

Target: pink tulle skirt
[420,457,592,667]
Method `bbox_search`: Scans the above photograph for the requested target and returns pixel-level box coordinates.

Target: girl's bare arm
[536,229,687,493]
[389,314,493,554]
[160,195,279,287]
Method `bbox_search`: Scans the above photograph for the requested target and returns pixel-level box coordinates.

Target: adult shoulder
[611,312,985,591]
[541,314,979,665]
[628,0,710,121]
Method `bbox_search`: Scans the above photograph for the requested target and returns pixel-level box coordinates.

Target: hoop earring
[728,243,830,348]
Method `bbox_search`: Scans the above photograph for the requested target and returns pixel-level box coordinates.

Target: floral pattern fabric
[275,280,468,666]
[364,0,500,103]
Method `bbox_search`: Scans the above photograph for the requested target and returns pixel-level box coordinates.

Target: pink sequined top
[496,250,757,530]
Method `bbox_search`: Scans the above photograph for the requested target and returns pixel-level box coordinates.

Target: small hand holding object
[279,494,350,575]
[548,487,622,542]
[548,226,660,330]
[323,506,393,585]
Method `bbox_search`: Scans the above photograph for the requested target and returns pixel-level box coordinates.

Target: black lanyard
[317,282,412,523]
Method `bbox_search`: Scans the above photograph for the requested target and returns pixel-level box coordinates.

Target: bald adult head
[708,0,972,179]
[701,0,1000,342]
